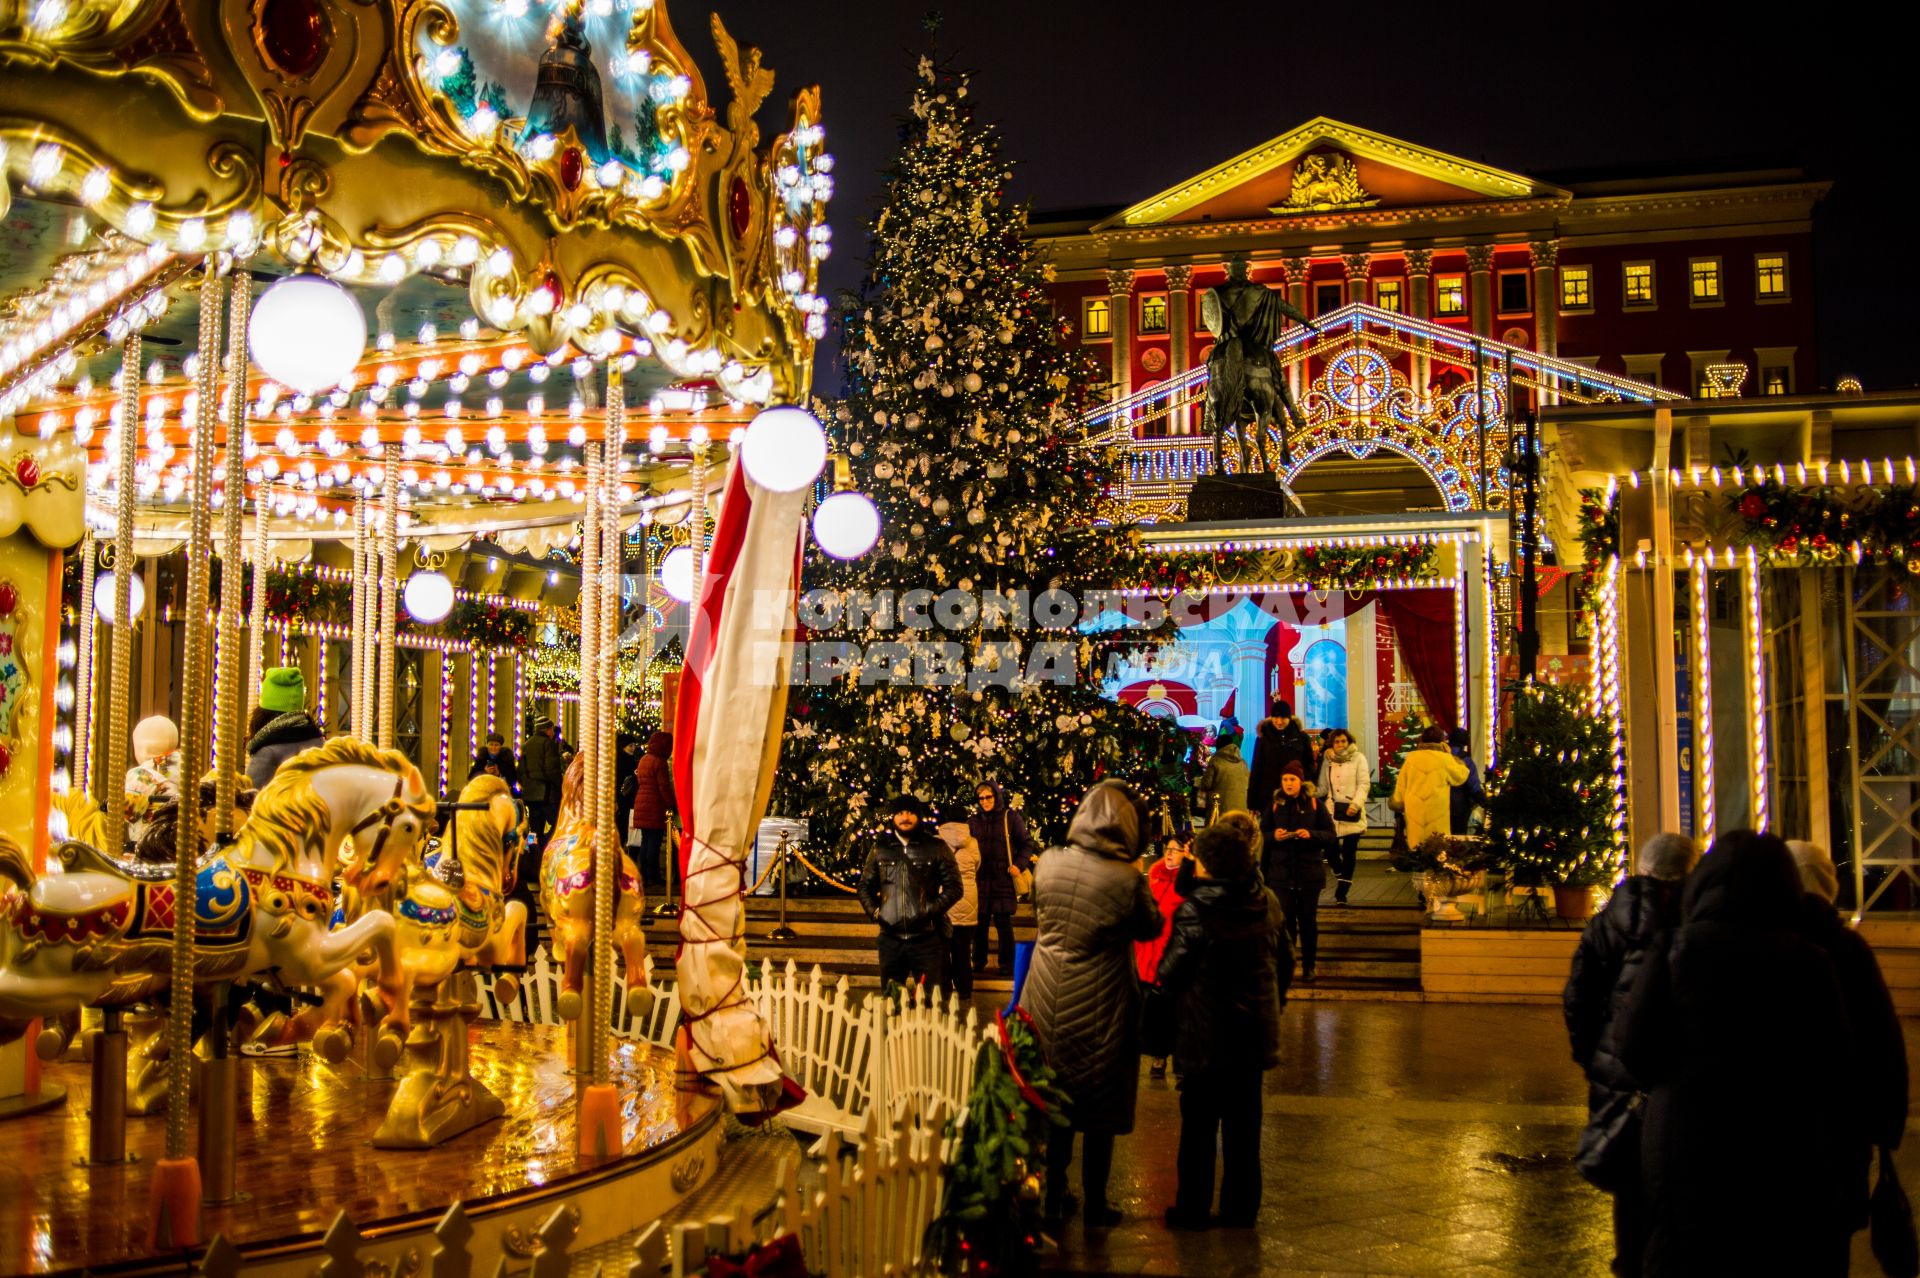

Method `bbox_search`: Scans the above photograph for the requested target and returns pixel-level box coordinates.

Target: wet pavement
[1042,1001,1920,1277]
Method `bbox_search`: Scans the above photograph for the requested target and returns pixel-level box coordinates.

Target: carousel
[0,0,858,1271]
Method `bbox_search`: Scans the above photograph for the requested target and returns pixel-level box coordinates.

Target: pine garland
[1728,480,1920,567]
[1294,543,1436,589]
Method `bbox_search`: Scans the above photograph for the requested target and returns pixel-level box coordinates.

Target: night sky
[692,0,1911,393]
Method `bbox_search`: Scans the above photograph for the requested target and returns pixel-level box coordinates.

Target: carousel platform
[0,1023,722,1278]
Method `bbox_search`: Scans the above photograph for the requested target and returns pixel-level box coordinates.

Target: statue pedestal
[1183,472,1306,523]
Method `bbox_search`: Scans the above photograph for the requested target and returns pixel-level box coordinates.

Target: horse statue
[540,750,650,1022]
[1202,254,1317,477]
[0,738,430,1050]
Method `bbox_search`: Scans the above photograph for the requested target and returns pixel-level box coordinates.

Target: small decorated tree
[928,1009,1069,1276]
[1483,681,1620,890]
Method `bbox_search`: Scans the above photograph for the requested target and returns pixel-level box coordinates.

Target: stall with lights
[1541,391,1920,923]
[0,0,867,1270]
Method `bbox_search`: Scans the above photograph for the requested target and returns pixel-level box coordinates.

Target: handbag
[1872,1146,1920,1278]
[1139,982,1178,1058]
[1005,812,1034,898]
[1573,1090,1642,1193]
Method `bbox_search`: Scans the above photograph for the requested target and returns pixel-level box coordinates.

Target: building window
[1138,293,1168,335]
[1315,282,1344,315]
[1755,253,1789,300]
[1689,258,1722,304]
[1435,274,1467,317]
[1498,270,1530,314]
[1762,365,1790,395]
[1375,279,1404,312]
[1623,262,1656,308]
[1560,265,1592,311]
[1082,296,1111,340]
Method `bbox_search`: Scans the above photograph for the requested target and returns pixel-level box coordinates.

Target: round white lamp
[93,573,145,625]
[248,272,367,394]
[403,570,456,624]
[811,490,880,560]
[658,545,695,604]
[739,405,827,493]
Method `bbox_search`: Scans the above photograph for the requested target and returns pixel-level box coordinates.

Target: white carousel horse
[0,738,431,1047]
[312,772,529,1067]
[539,750,651,1022]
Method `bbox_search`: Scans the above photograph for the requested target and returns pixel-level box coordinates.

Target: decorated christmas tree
[773,54,1183,878]
[1483,681,1621,887]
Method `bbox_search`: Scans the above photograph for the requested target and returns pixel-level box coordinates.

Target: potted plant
[1391,833,1489,921]
[1483,681,1623,922]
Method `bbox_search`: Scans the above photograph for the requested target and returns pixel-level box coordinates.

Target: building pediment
[1096,118,1570,230]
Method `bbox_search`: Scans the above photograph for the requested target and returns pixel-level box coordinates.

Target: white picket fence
[474,953,989,1146]
[673,1105,949,1278]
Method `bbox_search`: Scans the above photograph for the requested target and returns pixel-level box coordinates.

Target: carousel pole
[80,331,144,1166]
[149,262,225,1250]
[376,445,400,751]
[689,436,708,602]
[72,529,95,800]
[572,444,601,1084]
[351,490,369,741]
[245,479,271,728]
[578,364,622,1157]
[200,270,250,1208]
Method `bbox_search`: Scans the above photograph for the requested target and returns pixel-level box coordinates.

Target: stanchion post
[768,833,797,942]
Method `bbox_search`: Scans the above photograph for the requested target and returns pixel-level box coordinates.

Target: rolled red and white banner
[672,456,805,1117]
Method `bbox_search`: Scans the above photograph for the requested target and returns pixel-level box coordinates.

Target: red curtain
[1379,589,1458,731]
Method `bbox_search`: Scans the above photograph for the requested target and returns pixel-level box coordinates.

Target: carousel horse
[312,772,529,1069]
[37,774,258,1078]
[539,750,651,1022]
[0,738,430,1051]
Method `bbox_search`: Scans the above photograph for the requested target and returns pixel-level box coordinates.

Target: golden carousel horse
[540,750,650,1021]
[316,772,529,1064]
[0,739,428,1049]
[313,772,532,1145]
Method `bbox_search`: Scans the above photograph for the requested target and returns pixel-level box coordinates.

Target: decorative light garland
[1690,557,1715,845]
[1742,546,1769,831]
[1592,555,1629,854]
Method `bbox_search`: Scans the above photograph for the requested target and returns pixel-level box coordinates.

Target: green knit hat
[259,667,307,714]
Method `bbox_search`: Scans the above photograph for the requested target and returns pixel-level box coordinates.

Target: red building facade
[1030,118,1825,427]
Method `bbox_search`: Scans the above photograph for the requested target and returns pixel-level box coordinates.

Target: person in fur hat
[1261,761,1336,982]
[856,795,962,991]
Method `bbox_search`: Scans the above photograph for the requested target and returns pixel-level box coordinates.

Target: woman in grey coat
[1018,779,1163,1231]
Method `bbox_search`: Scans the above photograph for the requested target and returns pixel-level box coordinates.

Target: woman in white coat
[1316,727,1373,905]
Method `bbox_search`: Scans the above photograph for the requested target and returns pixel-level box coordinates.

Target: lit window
[1623,263,1656,307]
[1498,271,1529,314]
[1435,274,1467,317]
[1561,266,1592,310]
[1138,293,1168,334]
[1763,365,1790,395]
[1375,279,1404,312]
[1690,258,1722,303]
[1756,254,1788,299]
[1082,296,1111,340]
[1315,282,1344,315]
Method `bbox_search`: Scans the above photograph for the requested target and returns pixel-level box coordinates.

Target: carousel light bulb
[80,166,110,206]
[740,405,826,492]
[658,545,695,603]
[126,202,156,236]
[227,210,255,247]
[567,423,586,447]
[249,272,366,393]
[93,571,146,626]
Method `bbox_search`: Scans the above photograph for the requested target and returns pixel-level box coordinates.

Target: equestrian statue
[1201,254,1318,476]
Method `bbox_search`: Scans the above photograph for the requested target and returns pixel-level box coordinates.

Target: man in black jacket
[1263,762,1337,982]
[1563,831,1694,1277]
[1247,698,1316,816]
[1155,819,1290,1230]
[857,795,964,991]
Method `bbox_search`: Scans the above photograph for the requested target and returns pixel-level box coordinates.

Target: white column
[1465,244,1495,339]
[1165,265,1194,435]
[1106,268,1136,407]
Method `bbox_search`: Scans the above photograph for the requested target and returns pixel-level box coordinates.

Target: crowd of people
[1565,829,1910,1276]
[850,694,1500,1233]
